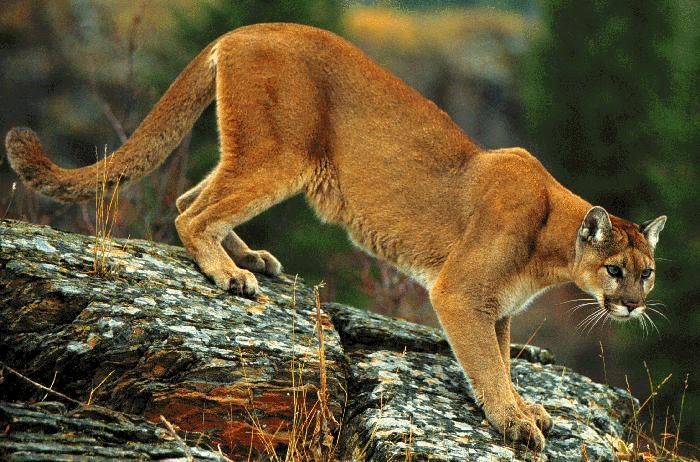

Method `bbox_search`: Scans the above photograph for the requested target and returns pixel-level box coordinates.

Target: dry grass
[350,392,383,461]
[1,182,17,220]
[514,316,547,361]
[87,370,115,406]
[589,345,695,462]
[160,415,196,462]
[240,280,346,462]
[91,146,122,276]
[631,375,695,461]
[0,361,83,406]
[404,418,413,462]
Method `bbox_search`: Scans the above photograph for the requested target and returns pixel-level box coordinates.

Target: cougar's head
[572,206,667,326]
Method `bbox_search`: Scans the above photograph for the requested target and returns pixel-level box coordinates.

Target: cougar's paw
[523,402,553,433]
[506,415,545,450]
[234,250,282,276]
[488,405,546,450]
[211,268,259,297]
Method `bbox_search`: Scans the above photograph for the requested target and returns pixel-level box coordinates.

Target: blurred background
[1,0,697,453]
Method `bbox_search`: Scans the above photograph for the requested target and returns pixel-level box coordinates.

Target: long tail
[4,40,219,202]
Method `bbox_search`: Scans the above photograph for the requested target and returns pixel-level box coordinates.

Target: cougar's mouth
[604,297,632,321]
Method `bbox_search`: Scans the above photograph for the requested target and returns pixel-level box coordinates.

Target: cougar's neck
[535,185,591,287]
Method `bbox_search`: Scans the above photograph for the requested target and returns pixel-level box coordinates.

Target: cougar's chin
[602,297,629,321]
[604,298,647,321]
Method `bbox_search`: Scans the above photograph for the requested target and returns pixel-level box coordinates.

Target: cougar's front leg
[496,317,553,432]
[430,241,545,449]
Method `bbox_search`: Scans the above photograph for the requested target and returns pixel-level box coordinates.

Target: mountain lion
[4,23,666,448]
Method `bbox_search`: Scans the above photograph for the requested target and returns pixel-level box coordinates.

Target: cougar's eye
[606,265,622,277]
[641,268,653,279]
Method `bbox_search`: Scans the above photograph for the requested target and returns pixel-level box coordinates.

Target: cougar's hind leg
[175,154,306,296]
[176,40,318,295]
[221,234,282,276]
[176,174,282,276]
[176,173,212,213]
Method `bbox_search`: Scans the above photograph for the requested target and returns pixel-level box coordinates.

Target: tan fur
[4,23,666,448]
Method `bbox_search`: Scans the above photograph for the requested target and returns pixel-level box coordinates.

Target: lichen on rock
[0,401,228,461]
[0,220,637,460]
[325,302,634,461]
[0,219,346,459]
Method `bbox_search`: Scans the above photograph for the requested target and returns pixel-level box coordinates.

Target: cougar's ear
[579,206,612,244]
[640,215,667,249]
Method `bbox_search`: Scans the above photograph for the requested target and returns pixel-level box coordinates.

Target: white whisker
[644,312,660,336]
[646,307,669,322]
[568,301,599,308]
[568,302,599,314]
[586,310,607,334]
[582,310,602,332]
[641,313,651,336]
[576,309,600,327]
[578,309,605,334]
[636,315,646,337]
[591,309,609,332]
[558,298,597,305]
[639,313,651,336]
[576,314,597,332]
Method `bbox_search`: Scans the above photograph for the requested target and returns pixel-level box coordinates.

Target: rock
[0,219,637,460]
[0,401,228,461]
[323,301,555,366]
[0,219,346,460]
[326,303,635,461]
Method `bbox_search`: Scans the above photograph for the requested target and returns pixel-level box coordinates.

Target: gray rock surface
[0,220,636,461]
[327,304,634,461]
[0,401,228,461]
[0,219,346,459]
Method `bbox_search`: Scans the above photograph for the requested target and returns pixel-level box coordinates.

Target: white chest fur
[498,279,551,319]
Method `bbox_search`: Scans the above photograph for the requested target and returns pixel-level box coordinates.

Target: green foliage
[524,0,672,213]
[642,2,700,447]
[524,0,699,445]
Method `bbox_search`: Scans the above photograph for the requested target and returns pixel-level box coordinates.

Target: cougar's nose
[623,299,644,309]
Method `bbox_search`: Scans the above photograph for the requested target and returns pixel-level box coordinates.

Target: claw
[506,417,546,450]
[231,249,283,277]
[488,404,547,450]
[228,274,259,297]
[525,403,553,433]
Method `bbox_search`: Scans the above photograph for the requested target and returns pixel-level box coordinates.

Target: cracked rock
[0,220,636,460]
